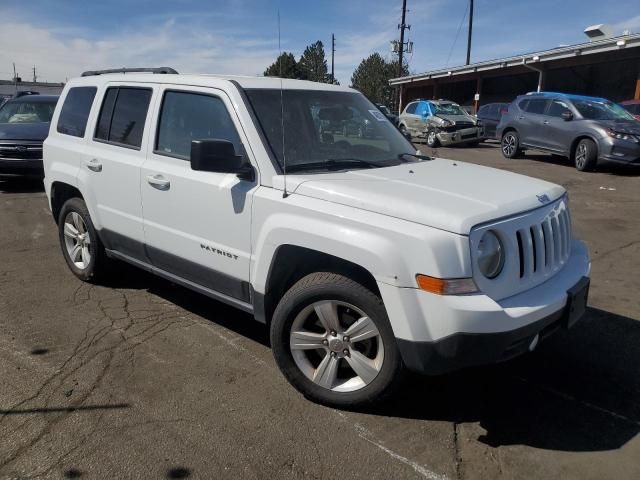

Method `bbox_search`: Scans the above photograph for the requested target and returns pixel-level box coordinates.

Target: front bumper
[380,240,590,374]
[598,137,640,165]
[398,276,589,375]
[0,158,44,175]
[437,127,483,146]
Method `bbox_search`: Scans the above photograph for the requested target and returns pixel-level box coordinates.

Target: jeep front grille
[514,208,571,279]
[470,195,572,301]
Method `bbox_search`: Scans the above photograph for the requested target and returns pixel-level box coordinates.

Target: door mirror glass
[561,111,573,121]
[190,139,253,179]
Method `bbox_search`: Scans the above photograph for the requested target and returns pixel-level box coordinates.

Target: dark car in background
[497,92,640,171]
[476,102,508,139]
[376,103,398,125]
[620,99,640,120]
[0,95,58,176]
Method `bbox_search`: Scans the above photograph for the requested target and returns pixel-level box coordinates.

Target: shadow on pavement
[0,175,44,193]
[367,306,640,452]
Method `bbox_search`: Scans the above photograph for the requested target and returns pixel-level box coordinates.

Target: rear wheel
[270,272,404,407]
[574,139,598,171]
[501,130,522,158]
[58,198,109,282]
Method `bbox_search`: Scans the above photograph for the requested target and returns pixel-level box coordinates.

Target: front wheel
[574,139,598,171]
[270,272,405,407]
[58,197,109,282]
[426,128,440,148]
[501,131,522,158]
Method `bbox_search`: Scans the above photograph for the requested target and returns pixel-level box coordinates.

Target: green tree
[298,41,328,83]
[350,53,409,106]
[264,52,301,79]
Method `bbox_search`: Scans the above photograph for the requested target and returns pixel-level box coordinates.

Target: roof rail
[81,67,178,77]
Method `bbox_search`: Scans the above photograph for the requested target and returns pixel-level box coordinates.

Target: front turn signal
[416,274,478,295]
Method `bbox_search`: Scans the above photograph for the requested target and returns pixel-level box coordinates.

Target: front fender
[250,190,472,294]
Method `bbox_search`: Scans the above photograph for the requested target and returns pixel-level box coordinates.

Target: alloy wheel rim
[576,144,587,168]
[502,134,515,156]
[289,300,384,392]
[63,212,91,270]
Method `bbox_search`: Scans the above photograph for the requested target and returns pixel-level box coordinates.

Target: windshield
[245,89,414,172]
[0,99,56,124]
[573,99,636,121]
[430,102,466,116]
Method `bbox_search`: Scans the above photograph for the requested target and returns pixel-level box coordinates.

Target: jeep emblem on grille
[536,194,550,204]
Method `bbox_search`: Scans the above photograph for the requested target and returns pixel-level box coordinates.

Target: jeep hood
[283,159,565,235]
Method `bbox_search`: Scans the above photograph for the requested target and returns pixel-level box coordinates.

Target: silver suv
[398,99,483,147]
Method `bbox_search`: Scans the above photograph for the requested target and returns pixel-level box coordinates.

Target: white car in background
[43,68,590,407]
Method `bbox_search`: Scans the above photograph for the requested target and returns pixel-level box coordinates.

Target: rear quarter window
[56,87,97,137]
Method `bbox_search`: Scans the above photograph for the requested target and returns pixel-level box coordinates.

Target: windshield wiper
[286,158,383,173]
[398,152,432,162]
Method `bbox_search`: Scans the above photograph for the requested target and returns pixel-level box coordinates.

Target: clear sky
[1,0,639,85]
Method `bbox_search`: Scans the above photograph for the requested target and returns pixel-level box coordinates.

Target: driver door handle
[85,158,102,172]
[146,174,170,190]
[543,120,550,125]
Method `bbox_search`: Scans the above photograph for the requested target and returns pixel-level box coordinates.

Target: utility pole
[398,0,408,78]
[32,65,37,83]
[466,0,474,65]
[331,34,335,84]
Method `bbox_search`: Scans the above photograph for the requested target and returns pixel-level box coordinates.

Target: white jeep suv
[43,67,590,407]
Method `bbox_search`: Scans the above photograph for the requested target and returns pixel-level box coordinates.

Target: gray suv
[497,92,640,171]
[399,99,482,147]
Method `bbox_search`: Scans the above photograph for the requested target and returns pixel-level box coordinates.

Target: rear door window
[524,99,548,115]
[518,99,529,111]
[56,87,97,137]
[94,87,152,149]
[405,102,417,114]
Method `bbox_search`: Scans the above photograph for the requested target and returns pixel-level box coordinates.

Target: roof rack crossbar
[81,67,178,77]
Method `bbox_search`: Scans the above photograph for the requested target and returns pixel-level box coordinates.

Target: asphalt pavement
[1,142,639,479]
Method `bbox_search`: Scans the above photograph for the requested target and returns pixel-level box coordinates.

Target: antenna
[278,9,289,198]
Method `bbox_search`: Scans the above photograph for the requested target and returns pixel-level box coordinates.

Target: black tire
[57,197,109,282]
[270,272,405,408]
[426,128,440,148]
[574,138,598,171]
[501,130,522,158]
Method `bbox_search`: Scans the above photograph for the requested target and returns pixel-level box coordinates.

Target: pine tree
[298,41,328,83]
[264,52,301,79]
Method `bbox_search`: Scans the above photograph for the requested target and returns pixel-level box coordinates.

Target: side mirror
[190,139,254,181]
[561,111,573,121]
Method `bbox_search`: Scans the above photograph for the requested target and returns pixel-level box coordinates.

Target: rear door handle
[543,120,549,125]
[518,116,525,120]
[86,158,102,172]
[146,174,170,190]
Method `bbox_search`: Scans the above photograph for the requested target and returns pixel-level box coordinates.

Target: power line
[445,2,468,68]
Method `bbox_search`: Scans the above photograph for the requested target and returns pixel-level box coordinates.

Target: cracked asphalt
[1,142,639,479]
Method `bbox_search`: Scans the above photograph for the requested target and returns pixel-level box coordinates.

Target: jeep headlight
[477,231,504,279]
[441,119,453,127]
